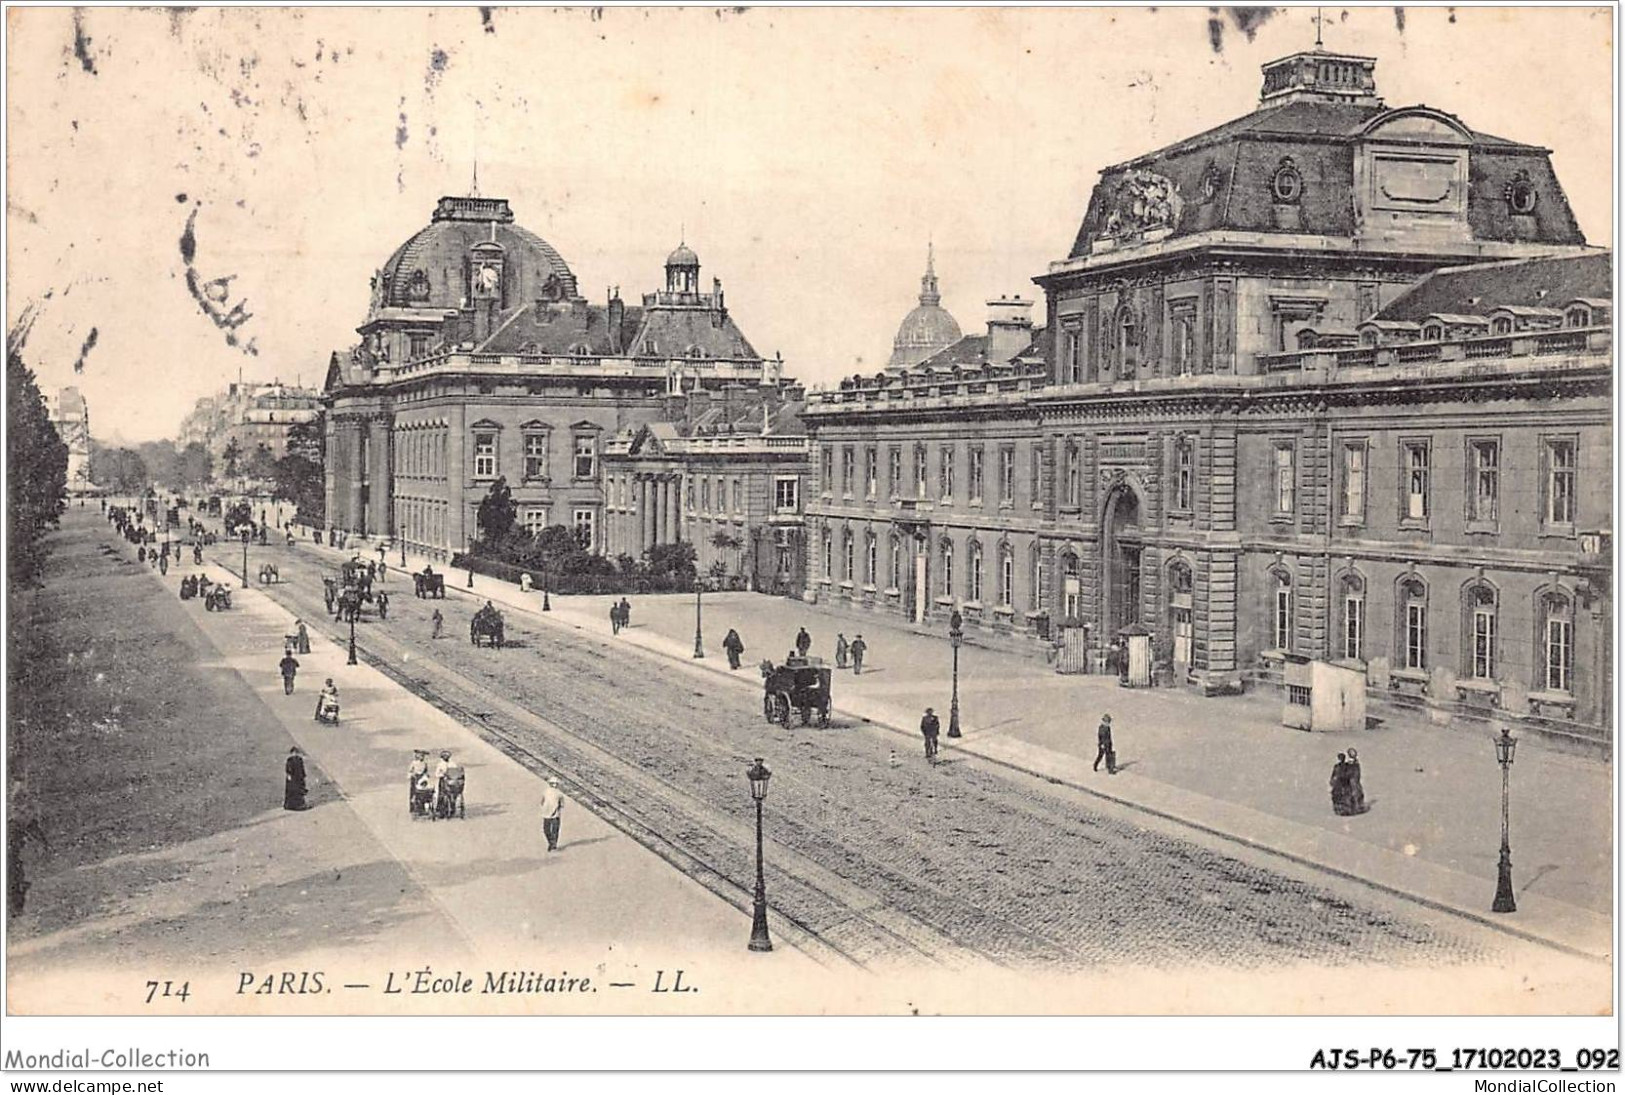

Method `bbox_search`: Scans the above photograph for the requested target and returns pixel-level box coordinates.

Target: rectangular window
[1030,445,1043,509]
[969,447,984,504]
[571,508,596,552]
[1174,437,1194,512]
[572,435,596,480]
[523,433,548,480]
[1171,311,1195,376]
[409,333,428,359]
[914,445,928,500]
[473,432,497,478]
[1405,603,1428,671]
[522,508,549,537]
[1273,443,1296,517]
[1472,606,1497,679]
[731,477,742,513]
[1341,442,1366,521]
[701,478,711,511]
[999,447,1015,505]
[1402,440,1430,522]
[865,447,878,499]
[685,476,695,511]
[1065,444,1080,508]
[774,476,799,513]
[1344,594,1364,660]
[888,447,902,499]
[940,446,955,502]
[1064,326,1082,383]
[842,447,854,496]
[1469,439,1500,523]
[821,446,833,495]
[1000,551,1014,607]
[1274,586,1292,651]
[1546,617,1574,693]
[1546,438,1577,526]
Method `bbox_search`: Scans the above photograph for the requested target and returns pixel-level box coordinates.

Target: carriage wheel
[819,704,830,728]
[762,695,775,723]
[776,694,792,727]
[800,705,811,727]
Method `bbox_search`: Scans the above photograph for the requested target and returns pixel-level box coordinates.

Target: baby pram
[410,775,435,819]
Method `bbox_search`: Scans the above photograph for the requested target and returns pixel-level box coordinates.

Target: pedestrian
[520,572,533,593]
[193,543,203,566]
[723,628,745,670]
[1330,753,1352,815]
[295,618,311,655]
[377,590,390,620]
[850,634,866,675]
[431,608,444,640]
[1093,714,1117,774]
[408,750,429,815]
[795,627,812,658]
[609,602,622,635]
[1346,748,1367,814]
[835,633,849,669]
[284,747,308,811]
[541,776,567,851]
[619,597,632,628]
[137,546,146,564]
[920,707,941,761]
[279,648,300,695]
[379,560,388,585]
[158,553,168,576]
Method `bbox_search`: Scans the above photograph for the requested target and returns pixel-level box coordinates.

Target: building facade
[47,386,93,494]
[806,47,1612,741]
[178,380,322,463]
[323,194,791,561]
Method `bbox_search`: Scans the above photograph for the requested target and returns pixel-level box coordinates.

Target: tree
[248,442,277,482]
[7,343,68,588]
[645,540,697,582]
[273,452,324,525]
[710,529,744,578]
[175,441,214,489]
[224,500,252,534]
[475,477,517,546]
[285,414,324,463]
[222,437,242,480]
[135,440,179,492]
[88,443,150,495]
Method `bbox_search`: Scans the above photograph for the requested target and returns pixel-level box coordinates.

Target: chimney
[712,277,726,328]
[985,295,1036,365]
[607,287,626,355]
[720,382,748,422]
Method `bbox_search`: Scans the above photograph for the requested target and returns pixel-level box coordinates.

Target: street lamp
[746,757,773,952]
[240,528,251,589]
[1492,726,1518,913]
[541,561,551,612]
[947,609,963,738]
[693,577,705,659]
[347,602,359,666]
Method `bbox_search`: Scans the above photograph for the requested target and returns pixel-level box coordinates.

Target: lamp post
[240,528,251,589]
[1492,726,1518,913]
[542,560,551,612]
[947,609,963,738]
[347,602,359,666]
[746,757,773,952]
[693,578,705,659]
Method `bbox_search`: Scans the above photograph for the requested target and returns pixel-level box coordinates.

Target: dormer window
[1492,317,1514,336]
[642,339,659,356]
[1566,306,1592,328]
[1507,173,1539,215]
[1421,324,1443,342]
[1270,158,1303,204]
[687,345,705,360]
[570,343,592,356]
[1360,329,1379,349]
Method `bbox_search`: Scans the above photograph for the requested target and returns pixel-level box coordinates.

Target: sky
[5,5,1614,443]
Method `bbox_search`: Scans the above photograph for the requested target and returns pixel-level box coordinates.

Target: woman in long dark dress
[1330,753,1352,816]
[284,747,308,811]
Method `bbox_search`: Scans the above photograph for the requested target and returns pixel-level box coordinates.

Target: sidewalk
[335,539,1611,961]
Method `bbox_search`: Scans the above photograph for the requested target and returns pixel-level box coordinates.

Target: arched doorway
[1102,485,1143,635]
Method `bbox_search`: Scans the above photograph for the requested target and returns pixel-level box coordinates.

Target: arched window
[1339,573,1366,661]
[1270,568,1293,652]
[687,345,705,360]
[1492,316,1514,336]
[940,540,954,599]
[1030,544,1047,614]
[967,540,984,603]
[1566,306,1592,329]
[1539,592,1575,693]
[1168,560,1193,595]
[865,533,877,586]
[1464,583,1499,680]
[999,544,1015,607]
[1061,552,1081,619]
[889,535,902,591]
[1116,306,1139,373]
[1398,577,1429,671]
[842,529,854,582]
[1360,328,1380,348]
[1421,323,1443,341]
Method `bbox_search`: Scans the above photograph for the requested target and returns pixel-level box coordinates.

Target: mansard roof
[474,300,644,356]
[1373,251,1611,322]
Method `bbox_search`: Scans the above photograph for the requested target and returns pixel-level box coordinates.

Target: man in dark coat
[723,628,745,670]
[618,598,632,628]
[609,602,622,635]
[284,747,308,811]
[920,707,941,761]
[279,649,300,695]
[1093,714,1117,774]
[1346,748,1367,814]
[795,627,812,658]
[849,635,867,675]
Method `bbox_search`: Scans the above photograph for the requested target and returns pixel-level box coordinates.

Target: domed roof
[888,245,962,368]
[371,196,580,317]
[666,241,699,268]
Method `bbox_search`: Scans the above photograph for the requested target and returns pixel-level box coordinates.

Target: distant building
[603,384,811,594]
[47,387,93,494]
[888,244,963,369]
[322,194,795,560]
[177,380,321,463]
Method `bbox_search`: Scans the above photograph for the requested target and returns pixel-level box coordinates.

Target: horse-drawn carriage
[470,604,505,648]
[761,658,832,727]
[257,563,281,584]
[414,568,446,599]
[203,583,232,612]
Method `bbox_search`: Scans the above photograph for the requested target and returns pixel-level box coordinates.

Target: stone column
[641,475,654,551]
[656,474,669,545]
[346,419,364,534]
[370,415,393,539]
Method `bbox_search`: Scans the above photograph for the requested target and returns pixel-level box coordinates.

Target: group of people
[408,749,464,819]
[1331,748,1369,816]
[608,597,633,634]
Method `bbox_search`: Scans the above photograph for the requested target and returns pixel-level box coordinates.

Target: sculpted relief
[1099,169,1184,242]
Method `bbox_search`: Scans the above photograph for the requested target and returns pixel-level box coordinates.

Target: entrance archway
[1102,485,1143,634]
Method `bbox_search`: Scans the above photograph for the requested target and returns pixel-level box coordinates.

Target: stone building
[177,380,321,463]
[888,245,963,369]
[602,384,811,594]
[805,46,1611,742]
[322,194,788,560]
[47,386,93,494]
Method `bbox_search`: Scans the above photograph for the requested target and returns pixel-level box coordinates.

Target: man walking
[609,602,621,635]
[618,597,632,629]
[795,627,812,658]
[920,707,941,761]
[541,776,567,851]
[1093,714,1117,775]
[431,608,444,640]
[849,634,867,675]
[835,633,849,669]
[279,648,300,695]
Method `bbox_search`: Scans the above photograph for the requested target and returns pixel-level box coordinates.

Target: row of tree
[7,326,68,589]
